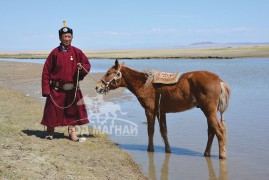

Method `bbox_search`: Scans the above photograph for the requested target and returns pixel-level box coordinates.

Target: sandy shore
[1,45,269,59]
[0,62,147,179]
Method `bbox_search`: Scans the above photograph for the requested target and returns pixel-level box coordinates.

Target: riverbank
[0,62,147,179]
[1,45,269,59]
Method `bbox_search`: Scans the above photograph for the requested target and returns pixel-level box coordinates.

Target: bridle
[101,64,123,94]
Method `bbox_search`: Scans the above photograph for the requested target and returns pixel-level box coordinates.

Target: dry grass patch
[0,89,146,179]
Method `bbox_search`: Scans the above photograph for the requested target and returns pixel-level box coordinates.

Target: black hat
[58,27,73,38]
[58,20,73,38]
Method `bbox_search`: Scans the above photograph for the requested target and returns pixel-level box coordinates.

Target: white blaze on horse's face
[95,59,124,94]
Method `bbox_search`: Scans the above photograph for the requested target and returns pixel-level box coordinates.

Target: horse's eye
[106,72,111,76]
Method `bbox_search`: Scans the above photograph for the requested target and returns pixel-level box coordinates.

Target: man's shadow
[21,129,67,139]
[21,128,95,139]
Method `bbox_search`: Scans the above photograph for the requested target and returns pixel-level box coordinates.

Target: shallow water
[99,58,269,180]
[2,58,269,179]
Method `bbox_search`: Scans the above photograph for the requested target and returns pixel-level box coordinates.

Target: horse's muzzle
[95,82,105,94]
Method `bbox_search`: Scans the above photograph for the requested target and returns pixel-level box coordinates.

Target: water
[1,58,269,179]
[97,58,269,180]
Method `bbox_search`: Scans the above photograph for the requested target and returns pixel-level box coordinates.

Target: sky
[0,0,269,51]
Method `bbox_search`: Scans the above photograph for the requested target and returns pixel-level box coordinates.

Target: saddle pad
[153,72,183,85]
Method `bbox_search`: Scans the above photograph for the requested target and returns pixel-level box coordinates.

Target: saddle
[153,72,183,85]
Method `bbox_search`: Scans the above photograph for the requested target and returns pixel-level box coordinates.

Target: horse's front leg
[158,113,171,153]
[146,110,156,152]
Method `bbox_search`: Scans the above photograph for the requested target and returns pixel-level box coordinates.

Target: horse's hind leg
[207,113,227,159]
[158,113,171,153]
[204,124,215,157]
[202,106,227,159]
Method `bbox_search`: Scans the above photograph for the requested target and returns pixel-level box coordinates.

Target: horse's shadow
[117,144,219,158]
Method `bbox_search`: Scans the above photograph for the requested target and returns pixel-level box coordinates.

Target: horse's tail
[218,81,231,121]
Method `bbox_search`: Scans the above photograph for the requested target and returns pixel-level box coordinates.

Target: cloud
[95,31,121,36]
[20,34,56,40]
[94,28,179,37]
[188,27,258,34]
[155,14,191,19]
[93,27,269,39]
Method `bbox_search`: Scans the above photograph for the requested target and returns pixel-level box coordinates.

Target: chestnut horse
[95,59,230,159]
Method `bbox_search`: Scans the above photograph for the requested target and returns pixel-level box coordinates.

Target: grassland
[1,45,269,59]
[0,62,146,179]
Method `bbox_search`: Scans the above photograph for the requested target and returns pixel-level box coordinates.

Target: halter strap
[101,64,123,94]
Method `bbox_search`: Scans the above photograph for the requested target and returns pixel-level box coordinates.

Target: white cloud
[155,14,191,19]
[94,28,179,38]
[188,27,257,34]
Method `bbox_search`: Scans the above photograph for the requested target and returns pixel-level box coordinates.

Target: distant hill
[190,42,215,46]
[190,42,269,46]
[187,42,269,49]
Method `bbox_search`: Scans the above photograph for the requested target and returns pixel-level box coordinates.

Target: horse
[95,59,231,159]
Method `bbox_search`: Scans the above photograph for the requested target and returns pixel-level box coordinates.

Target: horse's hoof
[219,155,226,159]
[165,148,171,153]
[204,152,211,157]
[219,147,227,159]
[147,148,154,152]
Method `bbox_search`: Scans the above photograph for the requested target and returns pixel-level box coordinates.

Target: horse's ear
[115,59,119,68]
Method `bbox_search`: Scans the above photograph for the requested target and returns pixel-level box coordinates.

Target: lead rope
[44,64,97,132]
[49,64,96,109]
[82,65,98,83]
[49,70,80,109]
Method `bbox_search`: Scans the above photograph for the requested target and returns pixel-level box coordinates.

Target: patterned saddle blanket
[153,72,183,85]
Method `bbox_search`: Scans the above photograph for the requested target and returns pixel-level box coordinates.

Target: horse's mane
[144,69,159,87]
[122,65,159,88]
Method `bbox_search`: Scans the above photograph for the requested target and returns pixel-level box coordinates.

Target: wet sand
[0,62,146,179]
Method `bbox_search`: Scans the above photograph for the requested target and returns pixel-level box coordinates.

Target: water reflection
[147,153,228,180]
[206,158,228,180]
[118,144,228,179]
[148,152,170,180]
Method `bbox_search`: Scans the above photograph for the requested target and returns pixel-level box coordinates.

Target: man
[41,22,90,142]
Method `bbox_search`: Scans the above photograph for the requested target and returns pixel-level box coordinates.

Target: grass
[0,89,146,179]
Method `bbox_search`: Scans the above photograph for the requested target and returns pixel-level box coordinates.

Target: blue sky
[1,0,269,51]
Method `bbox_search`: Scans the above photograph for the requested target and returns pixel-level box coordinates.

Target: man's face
[60,33,73,46]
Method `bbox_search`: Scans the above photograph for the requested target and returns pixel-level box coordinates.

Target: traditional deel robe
[41,45,91,127]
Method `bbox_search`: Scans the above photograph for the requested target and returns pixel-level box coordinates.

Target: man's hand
[77,63,83,70]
